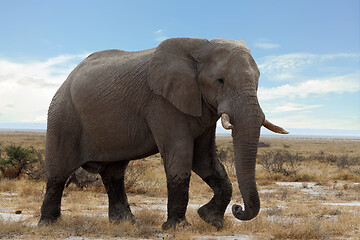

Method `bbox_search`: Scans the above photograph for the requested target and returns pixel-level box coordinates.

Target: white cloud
[258,52,360,80]
[266,103,322,113]
[0,53,88,122]
[0,53,88,87]
[264,112,360,130]
[259,53,313,75]
[257,51,360,130]
[155,29,163,34]
[254,39,280,49]
[154,29,169,43]
[258,73,360,101]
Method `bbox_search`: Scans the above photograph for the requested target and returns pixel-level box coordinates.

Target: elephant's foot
[38,218,59,226]
[38,215,60,226]
[198,203,224,228]
[162,218,190,230]
[39,201,62,226]
[109,211,139,225]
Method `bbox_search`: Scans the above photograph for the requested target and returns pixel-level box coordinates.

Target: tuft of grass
[0,218,33,239]
[137,208,164,226]
[36,215,155,239]
[19,184,43,197]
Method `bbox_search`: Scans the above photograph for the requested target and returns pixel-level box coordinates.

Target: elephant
[39,37,288,229]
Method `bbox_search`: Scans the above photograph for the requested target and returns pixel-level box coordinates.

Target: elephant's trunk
[230,109,262,221]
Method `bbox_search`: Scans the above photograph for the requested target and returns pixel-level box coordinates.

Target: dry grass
[0,132,360,239]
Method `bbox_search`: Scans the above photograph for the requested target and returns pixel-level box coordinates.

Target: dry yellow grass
[0,132,359,239]
[0,131,46,150]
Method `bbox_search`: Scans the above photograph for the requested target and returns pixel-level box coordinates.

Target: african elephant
[39,37,288,229]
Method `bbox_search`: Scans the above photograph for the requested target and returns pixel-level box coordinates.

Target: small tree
[0,145,41,179]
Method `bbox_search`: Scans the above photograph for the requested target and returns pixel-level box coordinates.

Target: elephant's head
[149,38,288,221]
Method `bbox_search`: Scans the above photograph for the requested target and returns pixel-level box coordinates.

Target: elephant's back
[85,49,129,60]
[69,48,154,115]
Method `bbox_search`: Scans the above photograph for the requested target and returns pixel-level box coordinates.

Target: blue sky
[0,0,359,132]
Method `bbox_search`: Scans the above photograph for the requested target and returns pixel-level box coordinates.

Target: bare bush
[326,154,339,163]
[309,151,326,162]
[311,152,360,175]
[217,147,237,178]
[351,166,360,175]
[65,168,100,189]
[336,155,358,168]
[125,159,149,191]
[217,148,228,161]
[258,142,270,148]
[258,150,303,177]
[217,147,233,162]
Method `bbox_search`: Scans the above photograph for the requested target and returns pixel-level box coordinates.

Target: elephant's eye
[217,78,225,84]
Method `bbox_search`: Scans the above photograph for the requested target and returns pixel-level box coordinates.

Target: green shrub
[0,145,42,179]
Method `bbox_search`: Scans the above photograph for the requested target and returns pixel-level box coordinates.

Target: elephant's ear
[149,38,209,117]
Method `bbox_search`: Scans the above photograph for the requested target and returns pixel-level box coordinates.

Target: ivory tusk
[221,113,233,130]
[262,119,289,134]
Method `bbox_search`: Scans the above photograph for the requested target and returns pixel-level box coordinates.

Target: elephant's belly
[80,115,159,163]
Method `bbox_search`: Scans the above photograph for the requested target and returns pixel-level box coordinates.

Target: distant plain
[0,131,359,239]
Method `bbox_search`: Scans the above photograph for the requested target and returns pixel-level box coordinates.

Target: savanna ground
[0,131,359,239]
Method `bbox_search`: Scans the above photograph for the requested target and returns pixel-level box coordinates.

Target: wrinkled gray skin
[40,38,267,229]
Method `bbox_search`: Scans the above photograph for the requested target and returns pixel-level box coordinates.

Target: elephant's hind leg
[192,127,232,228]
[39,177,67,224]
[100,161,136,223]
[40,129,79,224]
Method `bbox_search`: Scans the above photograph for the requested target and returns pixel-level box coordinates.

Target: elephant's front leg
[192,126,232,228]
[161,140,193,230]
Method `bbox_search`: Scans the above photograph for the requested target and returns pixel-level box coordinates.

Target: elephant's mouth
[220,113,288,134]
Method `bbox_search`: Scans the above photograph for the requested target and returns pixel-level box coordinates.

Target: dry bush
[310,151,360,173]
[258,150,303,178]
[125,158,167,197]
[217,146,237,179]
[125,159,149,191]
[222,160,237,180]
[65,168,101,189]
[351,166,360,175]
[258,141,271,148]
